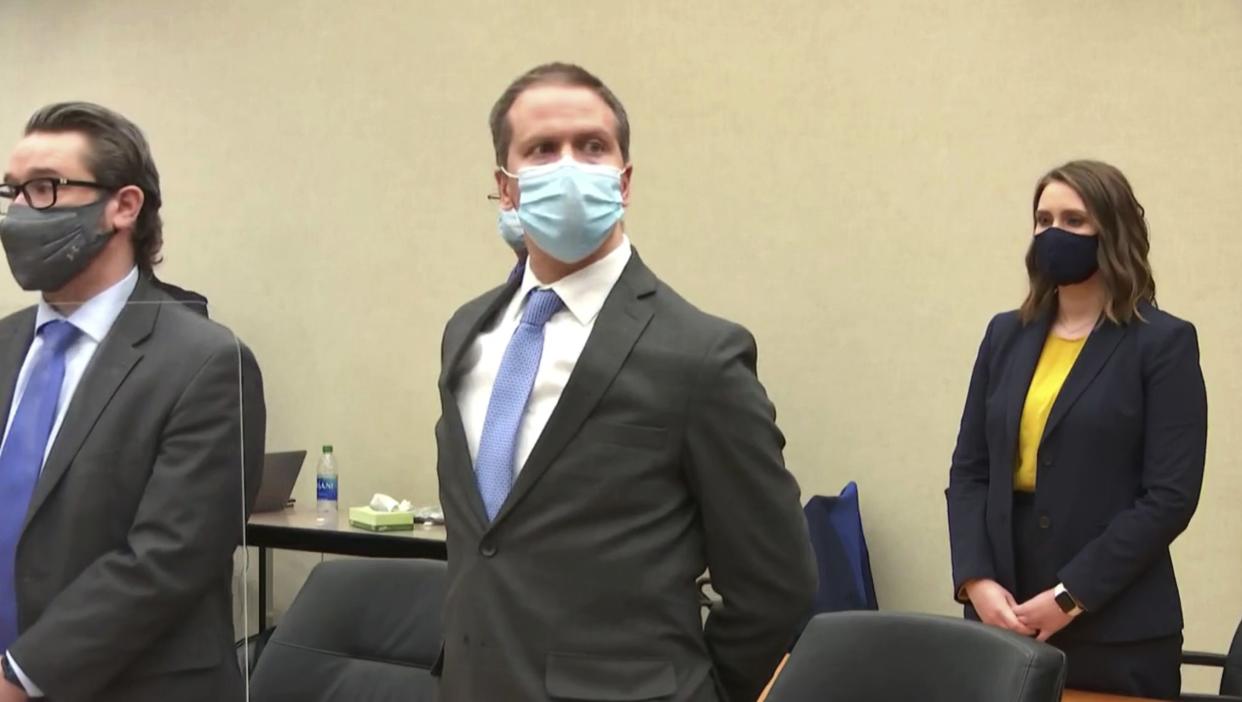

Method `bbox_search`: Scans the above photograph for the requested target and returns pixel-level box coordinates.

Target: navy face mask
[1033,227,1099,285]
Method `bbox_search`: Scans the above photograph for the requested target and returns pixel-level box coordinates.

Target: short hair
[26,102,163,273]
[488,62,630,168]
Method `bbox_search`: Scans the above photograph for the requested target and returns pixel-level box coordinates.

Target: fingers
[1002,610,1037,636]
[984,603,1036,636]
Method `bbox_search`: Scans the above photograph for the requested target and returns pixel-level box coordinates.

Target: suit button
[479,540,497,558]
[1041,458,1053,468]
[1038,515,1051,529]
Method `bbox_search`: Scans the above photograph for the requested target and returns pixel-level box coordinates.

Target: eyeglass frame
[0,177,115,211]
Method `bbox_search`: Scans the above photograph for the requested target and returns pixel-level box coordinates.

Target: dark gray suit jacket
[434,252,816,702]
[1,276,266,702]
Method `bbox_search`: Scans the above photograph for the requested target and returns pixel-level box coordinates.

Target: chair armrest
[1182,650,1228,667]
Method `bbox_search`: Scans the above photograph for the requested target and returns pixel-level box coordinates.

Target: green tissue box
[348,506,415,532]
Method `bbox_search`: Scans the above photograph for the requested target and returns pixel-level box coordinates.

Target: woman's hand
[965,579,1037,636]
[1014,588,1074,642]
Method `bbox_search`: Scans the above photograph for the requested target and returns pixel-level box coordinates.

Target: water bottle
[316,445,338,523]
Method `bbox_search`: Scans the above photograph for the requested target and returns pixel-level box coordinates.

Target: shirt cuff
[6,652,44,698]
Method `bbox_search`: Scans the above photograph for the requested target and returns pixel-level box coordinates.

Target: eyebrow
[1036,208,1090,217]
[2,167,65,184]
[518,127,615,148]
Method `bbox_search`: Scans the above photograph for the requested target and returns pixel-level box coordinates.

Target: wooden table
[244,508,447,630]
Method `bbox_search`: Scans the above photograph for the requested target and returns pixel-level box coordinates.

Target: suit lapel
[0,309,37,423]
[490,254,657,529]
[1002,309,1051,484]
[440,279,522,529]
[23,279,160,530]
[440,281,520,391]
[1040,319,1126,444]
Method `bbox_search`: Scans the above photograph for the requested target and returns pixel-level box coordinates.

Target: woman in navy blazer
[946,160,1207,698]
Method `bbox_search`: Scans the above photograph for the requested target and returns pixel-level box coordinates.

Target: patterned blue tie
[0,320,80,649]
[474,289,563,521]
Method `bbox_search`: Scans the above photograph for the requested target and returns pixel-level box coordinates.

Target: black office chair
[235,628,275,679]
[1181,618,1242,701]
[247,558,446,702]
[764,611,1066,702]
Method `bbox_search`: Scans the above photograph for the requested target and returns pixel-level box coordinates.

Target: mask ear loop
[497,166,521,213]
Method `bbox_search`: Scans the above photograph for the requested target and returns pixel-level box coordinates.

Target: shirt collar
[514,236,632,326]
[35,267,140,343]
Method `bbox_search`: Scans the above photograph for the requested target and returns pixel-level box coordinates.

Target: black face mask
[1033,227,1099,285]
[0,199,114,291]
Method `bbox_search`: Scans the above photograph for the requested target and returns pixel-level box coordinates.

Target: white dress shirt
[3,266,138,697]
[456,238,632,476]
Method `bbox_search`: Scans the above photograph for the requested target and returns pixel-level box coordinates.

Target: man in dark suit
[150,276,209,317]
[0,102,265,702]
[434,63,816,702]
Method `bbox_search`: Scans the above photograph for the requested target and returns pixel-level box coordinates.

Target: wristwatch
[1053,583,1085,616]
[2,655,22,688]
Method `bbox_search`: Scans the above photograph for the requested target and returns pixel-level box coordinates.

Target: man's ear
[496,168,518,210]
[108,184,144,235]
[620,163,633,207]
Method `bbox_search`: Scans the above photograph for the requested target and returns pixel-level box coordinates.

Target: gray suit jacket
[434,252,816,702]
[1,276,266,702]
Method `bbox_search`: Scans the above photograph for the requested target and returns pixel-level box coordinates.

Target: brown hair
[26,102,163,274]
[488,62,630,168]
[1019,160,1156,325]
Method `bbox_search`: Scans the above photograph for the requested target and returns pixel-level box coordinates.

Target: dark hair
[488,62,630,168]
[1020,160,1156,325]
[26,101,163,273]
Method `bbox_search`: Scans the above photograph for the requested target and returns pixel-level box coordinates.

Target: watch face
[1055,590,1076,613]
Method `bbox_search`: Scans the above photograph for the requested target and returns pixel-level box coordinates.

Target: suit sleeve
[684,324,817,702]
[10,340,266,700]
[947,316,998,601]
[1058,321,1207,611]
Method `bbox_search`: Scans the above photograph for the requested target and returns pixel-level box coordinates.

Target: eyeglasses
[0,177,113,211]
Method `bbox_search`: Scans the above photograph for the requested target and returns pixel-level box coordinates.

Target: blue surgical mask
[502,158,625,264]
[497,208,526,252]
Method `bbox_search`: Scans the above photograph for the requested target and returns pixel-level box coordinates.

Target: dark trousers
[1012,493,1182,699]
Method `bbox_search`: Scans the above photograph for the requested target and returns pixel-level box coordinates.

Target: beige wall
[2,0,1239,691]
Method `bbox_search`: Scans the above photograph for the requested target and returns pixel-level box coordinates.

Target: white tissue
[368,493,412,513]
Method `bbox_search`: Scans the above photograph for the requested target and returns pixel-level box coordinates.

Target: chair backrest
[765,612,1066,702]
[1222,619,1242,695]
[248,558,445,702]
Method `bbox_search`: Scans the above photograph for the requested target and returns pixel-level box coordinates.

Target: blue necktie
[0,320,80,649]
[474,289,563,521]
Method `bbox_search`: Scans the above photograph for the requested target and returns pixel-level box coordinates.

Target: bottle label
[317,476,338,501]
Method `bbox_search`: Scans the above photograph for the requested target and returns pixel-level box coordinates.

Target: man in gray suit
[0,103,265,702]
[434,63,816,702]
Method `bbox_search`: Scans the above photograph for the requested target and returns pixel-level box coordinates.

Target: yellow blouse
[1014,334,1087,492]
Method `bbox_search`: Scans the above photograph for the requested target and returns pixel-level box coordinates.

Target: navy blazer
[946,301,1207,643]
